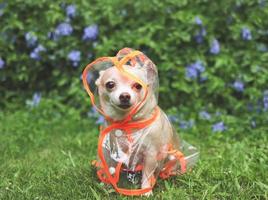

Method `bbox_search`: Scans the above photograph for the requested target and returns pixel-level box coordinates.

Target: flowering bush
[0,0,267,131]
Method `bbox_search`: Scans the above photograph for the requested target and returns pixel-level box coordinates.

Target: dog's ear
[144,60,157,84]
[95,70,105,86]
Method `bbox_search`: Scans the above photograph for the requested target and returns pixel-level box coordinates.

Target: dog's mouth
[110,100,133,111]
[118,103,132,109]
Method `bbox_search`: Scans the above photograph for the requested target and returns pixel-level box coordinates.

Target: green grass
[0,100,267,200]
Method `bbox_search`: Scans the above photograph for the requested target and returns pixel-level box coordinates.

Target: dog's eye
[133,83,142,91]
[105,81,115,90]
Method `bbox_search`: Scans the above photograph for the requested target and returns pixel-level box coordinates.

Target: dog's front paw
[142,190,153,197]
[142,177,154,197]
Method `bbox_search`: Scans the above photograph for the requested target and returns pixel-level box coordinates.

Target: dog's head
[95,63,158,121]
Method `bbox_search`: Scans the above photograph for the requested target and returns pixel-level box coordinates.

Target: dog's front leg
[141,150,158,196]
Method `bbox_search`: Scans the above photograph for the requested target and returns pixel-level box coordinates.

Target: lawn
[0,99,267,200]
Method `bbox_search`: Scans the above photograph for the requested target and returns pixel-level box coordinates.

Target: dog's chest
[102,128,150,168]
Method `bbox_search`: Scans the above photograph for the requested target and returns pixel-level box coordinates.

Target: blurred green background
[0,0,268,199]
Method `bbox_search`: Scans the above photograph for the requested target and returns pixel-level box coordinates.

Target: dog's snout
[119,92,131,102]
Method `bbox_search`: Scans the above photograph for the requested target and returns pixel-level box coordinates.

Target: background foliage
[1,0,268,129]
[0,0,268,199]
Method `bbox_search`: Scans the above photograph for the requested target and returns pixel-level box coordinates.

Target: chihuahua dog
[95,55,180,196]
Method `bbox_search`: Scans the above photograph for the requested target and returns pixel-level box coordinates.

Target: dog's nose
[119,92,131,102]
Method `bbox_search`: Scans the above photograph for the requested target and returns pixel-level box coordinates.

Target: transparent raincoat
[82,48,199,196]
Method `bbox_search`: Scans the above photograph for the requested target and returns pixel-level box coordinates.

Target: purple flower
[186,65,198,79]
[36,45,46,52]
[195,16,202,25]
[194,27,206,44]
[55,23,73,36]
[47,31,58,41]
[26,92,42,107]
[210,39,220,55]
[179,120,194,129]
[0,57,5,69]
[233,80,244,92]
[212,121,226,132]
[32,92,41,106]
[66,5,76,18]
[68,50,81,67]
[195,34,203,44]
[193,60,205,72]
[30,52,39,60]
[30,44,46,60]
[185,60,205,79]
[82,24,99,41]
[263,90,268,111]
[96,115,105,124]
[25,32,38,47]
[68,50,81,62]
[199,111,211,120]
[241,27,252,41]
[168,115,179,123]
